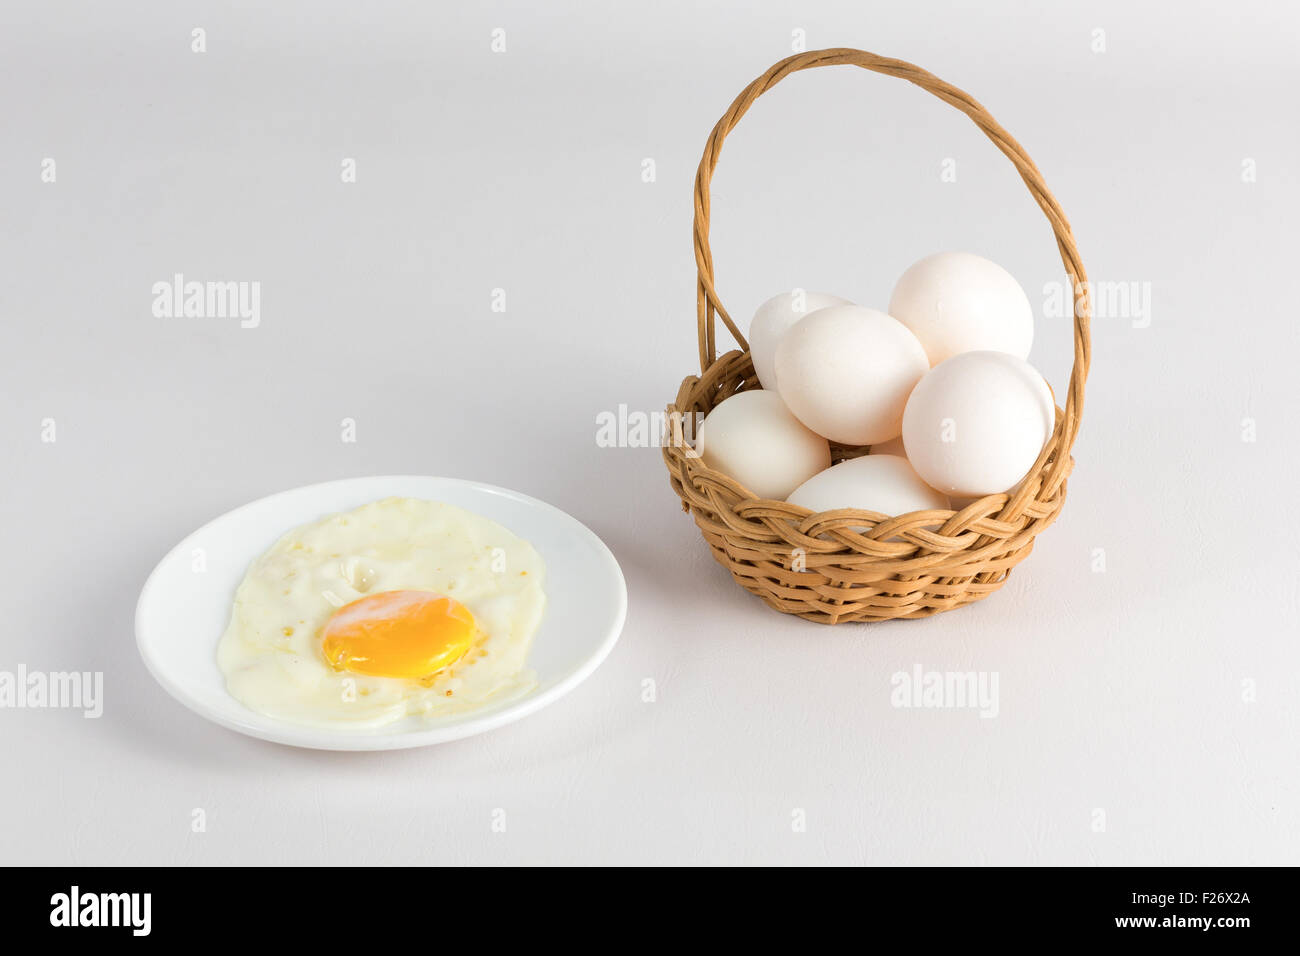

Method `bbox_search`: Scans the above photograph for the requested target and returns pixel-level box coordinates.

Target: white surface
[1,1,1297,865]
[136,476,627,750]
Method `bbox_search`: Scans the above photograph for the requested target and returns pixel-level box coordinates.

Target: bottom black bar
[4,866,1286,942]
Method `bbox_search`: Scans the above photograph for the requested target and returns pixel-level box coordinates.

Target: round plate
[135,476,627,750]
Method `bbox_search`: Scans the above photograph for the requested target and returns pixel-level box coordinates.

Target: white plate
[135,476,627,750]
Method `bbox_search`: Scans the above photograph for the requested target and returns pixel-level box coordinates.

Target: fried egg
[217,497,546,728]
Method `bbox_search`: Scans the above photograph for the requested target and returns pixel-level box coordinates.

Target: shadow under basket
[662,49,1091,625]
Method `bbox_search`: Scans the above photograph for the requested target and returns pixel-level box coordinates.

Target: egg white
[217,497,546,728]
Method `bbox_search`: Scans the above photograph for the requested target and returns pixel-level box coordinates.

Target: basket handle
[693,48,1091,480]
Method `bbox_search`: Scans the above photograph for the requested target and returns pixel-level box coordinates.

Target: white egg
[889,251,1033,365]
[697,389,831,500]
[902,351,1056,497]
[787,455,950,524]
[748,290,852,390]
[774,304,929,445]
[217,497,546,728]
[869,435,907,458]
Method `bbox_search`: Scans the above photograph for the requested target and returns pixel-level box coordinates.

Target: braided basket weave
[663,48,1091,625]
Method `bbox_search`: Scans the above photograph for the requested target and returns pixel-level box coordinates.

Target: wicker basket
[662,48,1091,625]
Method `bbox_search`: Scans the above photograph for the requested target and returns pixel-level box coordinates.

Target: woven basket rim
[665,351,1073,555]
[667,354,1066,525]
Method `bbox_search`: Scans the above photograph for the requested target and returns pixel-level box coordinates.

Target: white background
[2,1,1297,865]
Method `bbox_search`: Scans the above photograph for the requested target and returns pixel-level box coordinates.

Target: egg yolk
[321,590,475,683]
